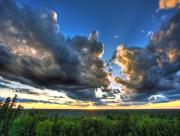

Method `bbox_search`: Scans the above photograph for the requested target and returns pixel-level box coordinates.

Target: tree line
[0,95,179,136]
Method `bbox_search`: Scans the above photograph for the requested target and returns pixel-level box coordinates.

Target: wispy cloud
[113,35,120,39]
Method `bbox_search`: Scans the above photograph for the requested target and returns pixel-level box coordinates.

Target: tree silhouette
[0,95,23,136]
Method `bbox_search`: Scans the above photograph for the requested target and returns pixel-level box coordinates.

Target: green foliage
[127,132,133,136]
[0,95,23,136]
[36,120,53,136]
[136,116,174,136]
[173,117,180,136]
[81,117,108,136]
[0,101,180,136]
[53,119,81,136]
[9,113,38,136]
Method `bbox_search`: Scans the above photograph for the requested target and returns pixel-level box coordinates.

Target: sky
[0,0,180,109]
[17,0,177,59]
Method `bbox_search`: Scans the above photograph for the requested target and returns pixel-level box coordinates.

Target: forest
[0,95,180,136]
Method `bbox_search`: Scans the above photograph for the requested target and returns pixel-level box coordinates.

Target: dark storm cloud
[0,96,59,104]
[0,43,14,66]
[66,88,96,101]
[17,98,60,104]
[0,0,109,91]
[113,11,180,102]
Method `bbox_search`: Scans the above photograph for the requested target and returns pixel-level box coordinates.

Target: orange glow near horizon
[20,100,180,109]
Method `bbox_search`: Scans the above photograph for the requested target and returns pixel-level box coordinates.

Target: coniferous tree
[0,95,23,136]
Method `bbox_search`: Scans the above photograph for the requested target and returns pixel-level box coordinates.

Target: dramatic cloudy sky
[0,0,179,109]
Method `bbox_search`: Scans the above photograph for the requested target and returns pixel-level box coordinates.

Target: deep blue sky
[18,0,176,60]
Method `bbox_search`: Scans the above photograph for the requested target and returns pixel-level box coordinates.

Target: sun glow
[11,46,38,56]
[19,100,180,109]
